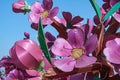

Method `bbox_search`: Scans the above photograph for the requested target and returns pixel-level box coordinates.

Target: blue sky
[0,0,103,58]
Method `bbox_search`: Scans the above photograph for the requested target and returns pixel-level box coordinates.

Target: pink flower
[9,39,43,69]
[29,0,59,29]
[104,38,120,64]
[51,28,97,72]
[12,0,30,13]
[6,69,25,80]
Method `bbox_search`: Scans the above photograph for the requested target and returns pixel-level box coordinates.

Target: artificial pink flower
[51,28,97,72]
[6,69,25,80]
[29,0,59,30]
[104,38,120,64]
[9,39,43,69]
[12,0,30,13]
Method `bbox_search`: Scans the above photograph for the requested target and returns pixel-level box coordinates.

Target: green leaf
[35,60,45,72]
[38,19,52,64]
[104,2,120,21]
[89,0,102,21]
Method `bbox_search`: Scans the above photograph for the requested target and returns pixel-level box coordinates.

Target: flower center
[41,10,49,19]
[71,48,83,59]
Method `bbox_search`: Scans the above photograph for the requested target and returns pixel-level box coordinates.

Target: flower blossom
[103,38,120,75]
[104,38,120,64]
[51,28,97,72]
[6,69,25,80]
[29,0,59,30]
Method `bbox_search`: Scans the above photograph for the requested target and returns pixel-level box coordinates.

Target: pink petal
[113,13,120,23]
[75,55,97,68]
[27,77,42,80]
[49,7,59,18]
[42,18,53,25]
[29,12,40,24]
[68,28,85,48]
[54,57,76,72]
[31,1,44,13]
[43,57,53,70]
[84,34,98,54]
[26,70,39,77]
[104,38,120,64]
[51,38,72,56]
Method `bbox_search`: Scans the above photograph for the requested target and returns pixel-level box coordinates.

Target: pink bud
[24,32,30,39]
[9,39,43,69]
[12,0,25,13]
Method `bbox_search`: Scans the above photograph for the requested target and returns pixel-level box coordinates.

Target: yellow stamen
[71,48,83,59]
[41,10,49,18]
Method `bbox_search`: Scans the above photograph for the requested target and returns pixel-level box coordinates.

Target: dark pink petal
[68,28,85,48]
[113,12,120,23]
[45,32,56,41]
[54,57,76,72]
[31,1,44,13]
[110,0,119,6]
[42,18,53,25]
[49,7,59,18]
[43,0,53,10]
[103,0,110,2]
[31,23,38,30]
[29,12,40,24]
[93,15,100,25]
[84,34,98,54]
[104,38,120,64]
[51,38,72,56]
[75,55,97,68]
[102,3,110,10]
[71,16,83,25]
[62,12,72,23]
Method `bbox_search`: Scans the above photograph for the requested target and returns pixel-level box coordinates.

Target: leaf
[35,60,45,72]
[104,2,120,21]
[89,0,102,21]
[38,19,52,64]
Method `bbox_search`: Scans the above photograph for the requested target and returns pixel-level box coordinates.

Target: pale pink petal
[75,55,97,68]
[113,13,120,23]
[27,77,42,80]
[54,57,76,72]
[42,18,53,25]
[29,12,40,24]
[31,1,44,13]
[51,38,72,56]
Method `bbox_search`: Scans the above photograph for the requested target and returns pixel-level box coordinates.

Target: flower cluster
[0,0,120,80]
